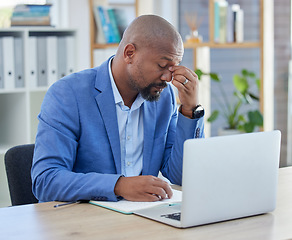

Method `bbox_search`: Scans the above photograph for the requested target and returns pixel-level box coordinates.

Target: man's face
[127,43,183,101]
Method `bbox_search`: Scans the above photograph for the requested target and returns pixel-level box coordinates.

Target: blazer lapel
[94,61,121,174]
[142,102,157,174]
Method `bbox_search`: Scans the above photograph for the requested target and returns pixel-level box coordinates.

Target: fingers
[114,175,173,202]
[169,65,199,111]
[169,66,197,87]
[147,177,173,200]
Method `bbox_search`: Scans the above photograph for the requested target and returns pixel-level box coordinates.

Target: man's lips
[153,83,167,92]
[153,86,165,92]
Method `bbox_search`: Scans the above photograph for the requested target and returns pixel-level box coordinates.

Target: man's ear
[123,43,136,64]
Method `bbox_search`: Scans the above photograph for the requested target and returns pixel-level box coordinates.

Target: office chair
[4,144,38,206]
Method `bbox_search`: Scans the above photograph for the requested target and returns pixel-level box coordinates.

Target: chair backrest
[4,144,38,206]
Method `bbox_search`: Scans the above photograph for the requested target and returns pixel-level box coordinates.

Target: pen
[54,200,88,208]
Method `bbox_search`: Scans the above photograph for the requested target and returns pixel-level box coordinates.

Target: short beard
[128,73,167,102]
[140,82,167,102]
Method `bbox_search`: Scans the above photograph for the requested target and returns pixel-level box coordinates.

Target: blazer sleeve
[31,79,122,202]
[159,87,205,186]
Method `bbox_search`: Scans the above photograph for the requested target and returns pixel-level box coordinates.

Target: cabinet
[89,0,138,67]
[184,0,273,136]
[0,28,76,207]
[0,28,76,152]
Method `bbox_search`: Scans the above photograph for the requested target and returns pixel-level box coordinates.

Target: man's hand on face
[169,66,200,118]
[114,175,173,202]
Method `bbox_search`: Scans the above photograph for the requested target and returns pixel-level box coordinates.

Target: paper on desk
[90,189,182,214]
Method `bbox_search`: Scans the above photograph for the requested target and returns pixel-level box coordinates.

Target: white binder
[14,37,25,88]
[46,36,58,86]
[2,36,15,90]
[37,36,48,87]
[0,38,4,89]
[66,35,75,76]
[57,36,67,79]
[28,36,37,88]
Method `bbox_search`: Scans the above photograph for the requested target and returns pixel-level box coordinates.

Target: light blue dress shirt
[108,58,145,176]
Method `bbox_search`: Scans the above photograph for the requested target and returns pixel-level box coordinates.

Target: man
[31,15,204,203]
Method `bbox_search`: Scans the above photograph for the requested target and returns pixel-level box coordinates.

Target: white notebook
[90,189,182,214]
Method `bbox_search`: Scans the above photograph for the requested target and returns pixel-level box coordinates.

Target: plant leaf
[248,110,263,126]
[249,71,256,78]
[209,73,220,82]
[243,122,255,133]
[233,74,249,93]
[256,78,261,89]
[195,69,203,80]
[238,114,245,122]
[242,69,248,77]
[207,110,219,122]
[248,92,260,101]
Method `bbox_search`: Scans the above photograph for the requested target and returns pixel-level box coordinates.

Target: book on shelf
[98,6,117,44]
[232,4,244,43]
[10,4,52,26]
[93,4,130,44]
[218,0,228,43]
[90,189,182,214]
[226,4,234,43]
[113,8,129,38]
[11,16,51,26]
[107,8,121,43]
[93,5,107,44]
[213,0,244,43]
[13,4,52,12]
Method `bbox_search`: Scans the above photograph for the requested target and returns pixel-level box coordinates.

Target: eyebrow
[161,56,173,61]
[160,56,182,65]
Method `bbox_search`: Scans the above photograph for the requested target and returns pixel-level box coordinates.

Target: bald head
[116,15,183,55]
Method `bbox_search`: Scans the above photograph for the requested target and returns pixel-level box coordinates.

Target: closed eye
[158,64,167,69]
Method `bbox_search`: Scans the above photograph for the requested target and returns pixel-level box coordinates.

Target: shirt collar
[108,57,145,110]
[108,57,123,105]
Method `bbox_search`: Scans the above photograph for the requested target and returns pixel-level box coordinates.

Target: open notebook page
[90,189,182,214]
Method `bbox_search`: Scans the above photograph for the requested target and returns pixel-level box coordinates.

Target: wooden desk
[1,167,292,240]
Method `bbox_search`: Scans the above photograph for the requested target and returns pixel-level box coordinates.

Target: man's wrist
[179,105,193,119]
[179,105,204,119]
[114,175,124,197]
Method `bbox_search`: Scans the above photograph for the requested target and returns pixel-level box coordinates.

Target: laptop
[134,130,281,228]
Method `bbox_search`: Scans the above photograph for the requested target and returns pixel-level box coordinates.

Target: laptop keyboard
[161,212,181,221]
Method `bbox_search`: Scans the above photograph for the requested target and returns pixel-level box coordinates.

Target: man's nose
[161,70,172,82]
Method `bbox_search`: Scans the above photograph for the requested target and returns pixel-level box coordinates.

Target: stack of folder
[29,35,75,88]
[0,32,75,90]
[10,4,52,26]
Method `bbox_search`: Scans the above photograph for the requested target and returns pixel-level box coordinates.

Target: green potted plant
[195,69,263,133]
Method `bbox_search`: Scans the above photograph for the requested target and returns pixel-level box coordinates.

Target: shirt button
[127,161,131,166]
[127,136,131,140]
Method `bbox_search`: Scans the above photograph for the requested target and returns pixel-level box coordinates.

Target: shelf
[0,88,26,94]
[29,87,49,92]
[184,41,261,49]
[0,28,76,149]
[92,43,119,49]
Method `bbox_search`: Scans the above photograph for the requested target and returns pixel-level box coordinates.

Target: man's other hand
[114,175,173,202]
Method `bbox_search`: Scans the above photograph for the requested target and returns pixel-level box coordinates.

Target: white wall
[67,0,91,71]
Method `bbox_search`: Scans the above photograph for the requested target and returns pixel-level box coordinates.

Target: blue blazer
[31,58,204,202]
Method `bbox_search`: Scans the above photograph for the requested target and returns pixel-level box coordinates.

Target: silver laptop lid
[181,130,281,227]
